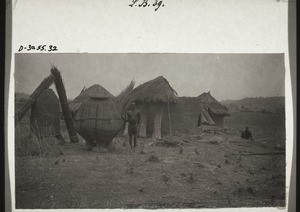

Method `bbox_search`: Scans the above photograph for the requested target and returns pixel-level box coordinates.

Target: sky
[14,53,285,101]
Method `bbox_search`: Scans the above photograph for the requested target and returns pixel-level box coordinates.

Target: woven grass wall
[138,103,164,137]
[160,97,210,135]
[139,98,208,137]
[30,89,61,137]
[73,98,124,143]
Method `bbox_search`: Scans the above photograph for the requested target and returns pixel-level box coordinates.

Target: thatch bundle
[16,74,55,123]
[30,89,61,137]
[130,76,178,103]
[73,83,133,149]
[114,80,135,118]
[51,66,79,143]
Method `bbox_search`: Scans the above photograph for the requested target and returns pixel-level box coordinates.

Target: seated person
[241,127,253,141]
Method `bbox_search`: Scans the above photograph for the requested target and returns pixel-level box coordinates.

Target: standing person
[125,102,141,151]
[241,127,253,141]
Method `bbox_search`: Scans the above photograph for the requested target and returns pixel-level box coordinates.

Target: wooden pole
[167,100,172,135]
[152,105,163,140]
[51,66,79,143]
[139,104,148,138]
[16,74,55,123]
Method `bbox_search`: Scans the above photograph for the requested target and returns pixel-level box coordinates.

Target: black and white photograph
[6,0,295,211]
[14,53,286,209]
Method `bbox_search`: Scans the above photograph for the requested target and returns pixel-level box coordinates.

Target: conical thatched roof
[130,76,178,104]
[69,84,114,112]
[75,84,113,100]
[198,91,229,116]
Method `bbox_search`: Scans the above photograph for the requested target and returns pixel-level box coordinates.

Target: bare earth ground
[15,112,286,209]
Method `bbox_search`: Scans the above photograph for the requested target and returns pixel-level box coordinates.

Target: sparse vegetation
[15,123,63,157]
[15,111,285,209]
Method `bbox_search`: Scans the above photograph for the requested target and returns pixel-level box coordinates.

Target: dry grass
[115,80,135,117]
[73,84,114,102]
[15,123,63,157]
[130,76,178,103]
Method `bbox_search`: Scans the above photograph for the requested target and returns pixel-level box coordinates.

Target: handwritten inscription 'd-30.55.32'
[129,0,164,11]
[18,45,58,52]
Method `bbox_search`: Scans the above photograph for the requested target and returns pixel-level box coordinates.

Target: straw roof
[69,84,114,112]
[75,84,113,100]
[198,91,229,116]
[130,76,178,104]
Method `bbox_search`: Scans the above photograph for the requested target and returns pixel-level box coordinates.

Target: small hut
[130,76,178,139]
[72,84,124,150]
[198,91,230,127]
[161,97,215,135]
[30,89,63,139]
[72,83,134,151]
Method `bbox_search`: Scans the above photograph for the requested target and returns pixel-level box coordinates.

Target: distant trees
[238,106,274,114]
[221,96,285,114]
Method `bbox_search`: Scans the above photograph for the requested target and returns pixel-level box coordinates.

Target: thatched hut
[72,82,134,151]
[160,97,215,135]
[30,89,62,138]
[198,91,230,127]
[72,84,123,151]
[130,76,178,139]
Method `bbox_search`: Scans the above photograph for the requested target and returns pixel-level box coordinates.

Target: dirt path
[15,133,285,209]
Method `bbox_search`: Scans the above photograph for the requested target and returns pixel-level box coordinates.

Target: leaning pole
[16,74,55,123]
[51,66,79,143]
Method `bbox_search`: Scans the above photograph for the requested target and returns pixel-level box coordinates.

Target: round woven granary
[30,89,61,137]
[73,97,124,143]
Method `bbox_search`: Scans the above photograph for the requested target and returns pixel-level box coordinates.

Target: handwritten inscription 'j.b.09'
[129,0,164,11]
